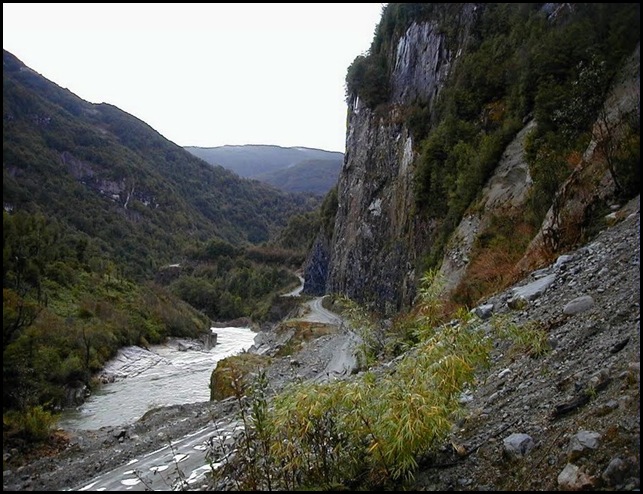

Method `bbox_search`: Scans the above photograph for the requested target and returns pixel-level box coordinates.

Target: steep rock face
[303,233,331,296]
[389,21,452,106]
[327,106,417,313]
[305,3,639,316]
[305,7,478,314]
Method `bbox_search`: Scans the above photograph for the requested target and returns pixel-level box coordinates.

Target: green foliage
[209,353,270,401]
[346,52,390,108]
[319,185,338,238]
[594,101,641,200]
[3,49,320,282]
[492,314,551,358]
[3,405,58,443]
[3,48,322,424]
[3,210,210,413]
[168,249,299,322]
[216,273,492,490]
[271,210,320,252]
[406,3,640,268]
[412,269,448,332]
[335,295,384,368]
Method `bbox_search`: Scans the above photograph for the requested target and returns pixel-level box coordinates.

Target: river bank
[2,303,354,491]
[58,327,257,431]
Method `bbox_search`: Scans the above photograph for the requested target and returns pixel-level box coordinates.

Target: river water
[59,327,257,431]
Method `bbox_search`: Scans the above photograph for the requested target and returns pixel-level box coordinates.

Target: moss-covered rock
[209,353,271,401]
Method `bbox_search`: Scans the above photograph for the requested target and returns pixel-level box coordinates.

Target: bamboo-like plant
[215,272,494,489]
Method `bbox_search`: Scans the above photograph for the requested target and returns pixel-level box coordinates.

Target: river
[59,327,257,431]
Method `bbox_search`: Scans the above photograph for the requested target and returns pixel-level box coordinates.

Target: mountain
[254,158,342,195]
[185,144,344,194]
[2,48,321,414]
[3,50,320,280]
[1,4,640,491]
[304,3,640,315]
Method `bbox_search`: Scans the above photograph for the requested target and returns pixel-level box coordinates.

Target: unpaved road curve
[300,296,361,381]
[301,296,343,325]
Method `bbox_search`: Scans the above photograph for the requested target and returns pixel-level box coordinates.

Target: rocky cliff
[304,4,479,313]
[303,3,640,316]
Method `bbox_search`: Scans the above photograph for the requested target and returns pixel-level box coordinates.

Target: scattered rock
[563,295,595,315]
[557,463,595,490]
[601,456,631,487]
[503,433,535,461]
[568,430,601,460]
[474,303,494,320]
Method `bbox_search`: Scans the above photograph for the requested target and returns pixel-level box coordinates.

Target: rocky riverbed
[1,310,358,491]
[2,197,639,491]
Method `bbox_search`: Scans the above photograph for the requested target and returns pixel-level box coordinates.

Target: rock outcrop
[304,4,640,319]
[305,6,479,314]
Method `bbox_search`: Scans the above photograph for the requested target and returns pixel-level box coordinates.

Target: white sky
[3,3,384,153]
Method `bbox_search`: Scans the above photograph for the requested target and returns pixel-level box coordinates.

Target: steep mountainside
[3,50,319,280]
[2,49,321,418]
[303,3,640,316]
[185,144,343,194]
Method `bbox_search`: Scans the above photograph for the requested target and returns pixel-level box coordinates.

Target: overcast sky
[3,3,384,153]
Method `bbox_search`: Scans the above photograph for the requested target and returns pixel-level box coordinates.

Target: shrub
[3,405,59,443]
[209,353,270,401]
[214,274,492,490]
[492,315,551,357]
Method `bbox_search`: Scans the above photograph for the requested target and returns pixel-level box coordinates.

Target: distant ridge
[185,144,344,195]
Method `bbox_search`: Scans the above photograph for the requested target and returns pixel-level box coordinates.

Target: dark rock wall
[304,6,478,314]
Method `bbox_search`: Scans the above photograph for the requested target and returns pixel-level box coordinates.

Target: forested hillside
[4,50,320,279]
[2,49,320,432]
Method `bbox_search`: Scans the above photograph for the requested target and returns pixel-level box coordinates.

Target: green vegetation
[168,240,301,323]
[211,268,566,489]
[492,314,551,358]
[271,210,320,252]
[211,272,568,490]
[2,210,209,444]
[319,185,338,238]
[2,48,321,445]
[209,353,271,401]
[3,405,59,443]
[334,295,385,368]
[346,3,640,272]
[211,272,494,489]
[3,49,321,282]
